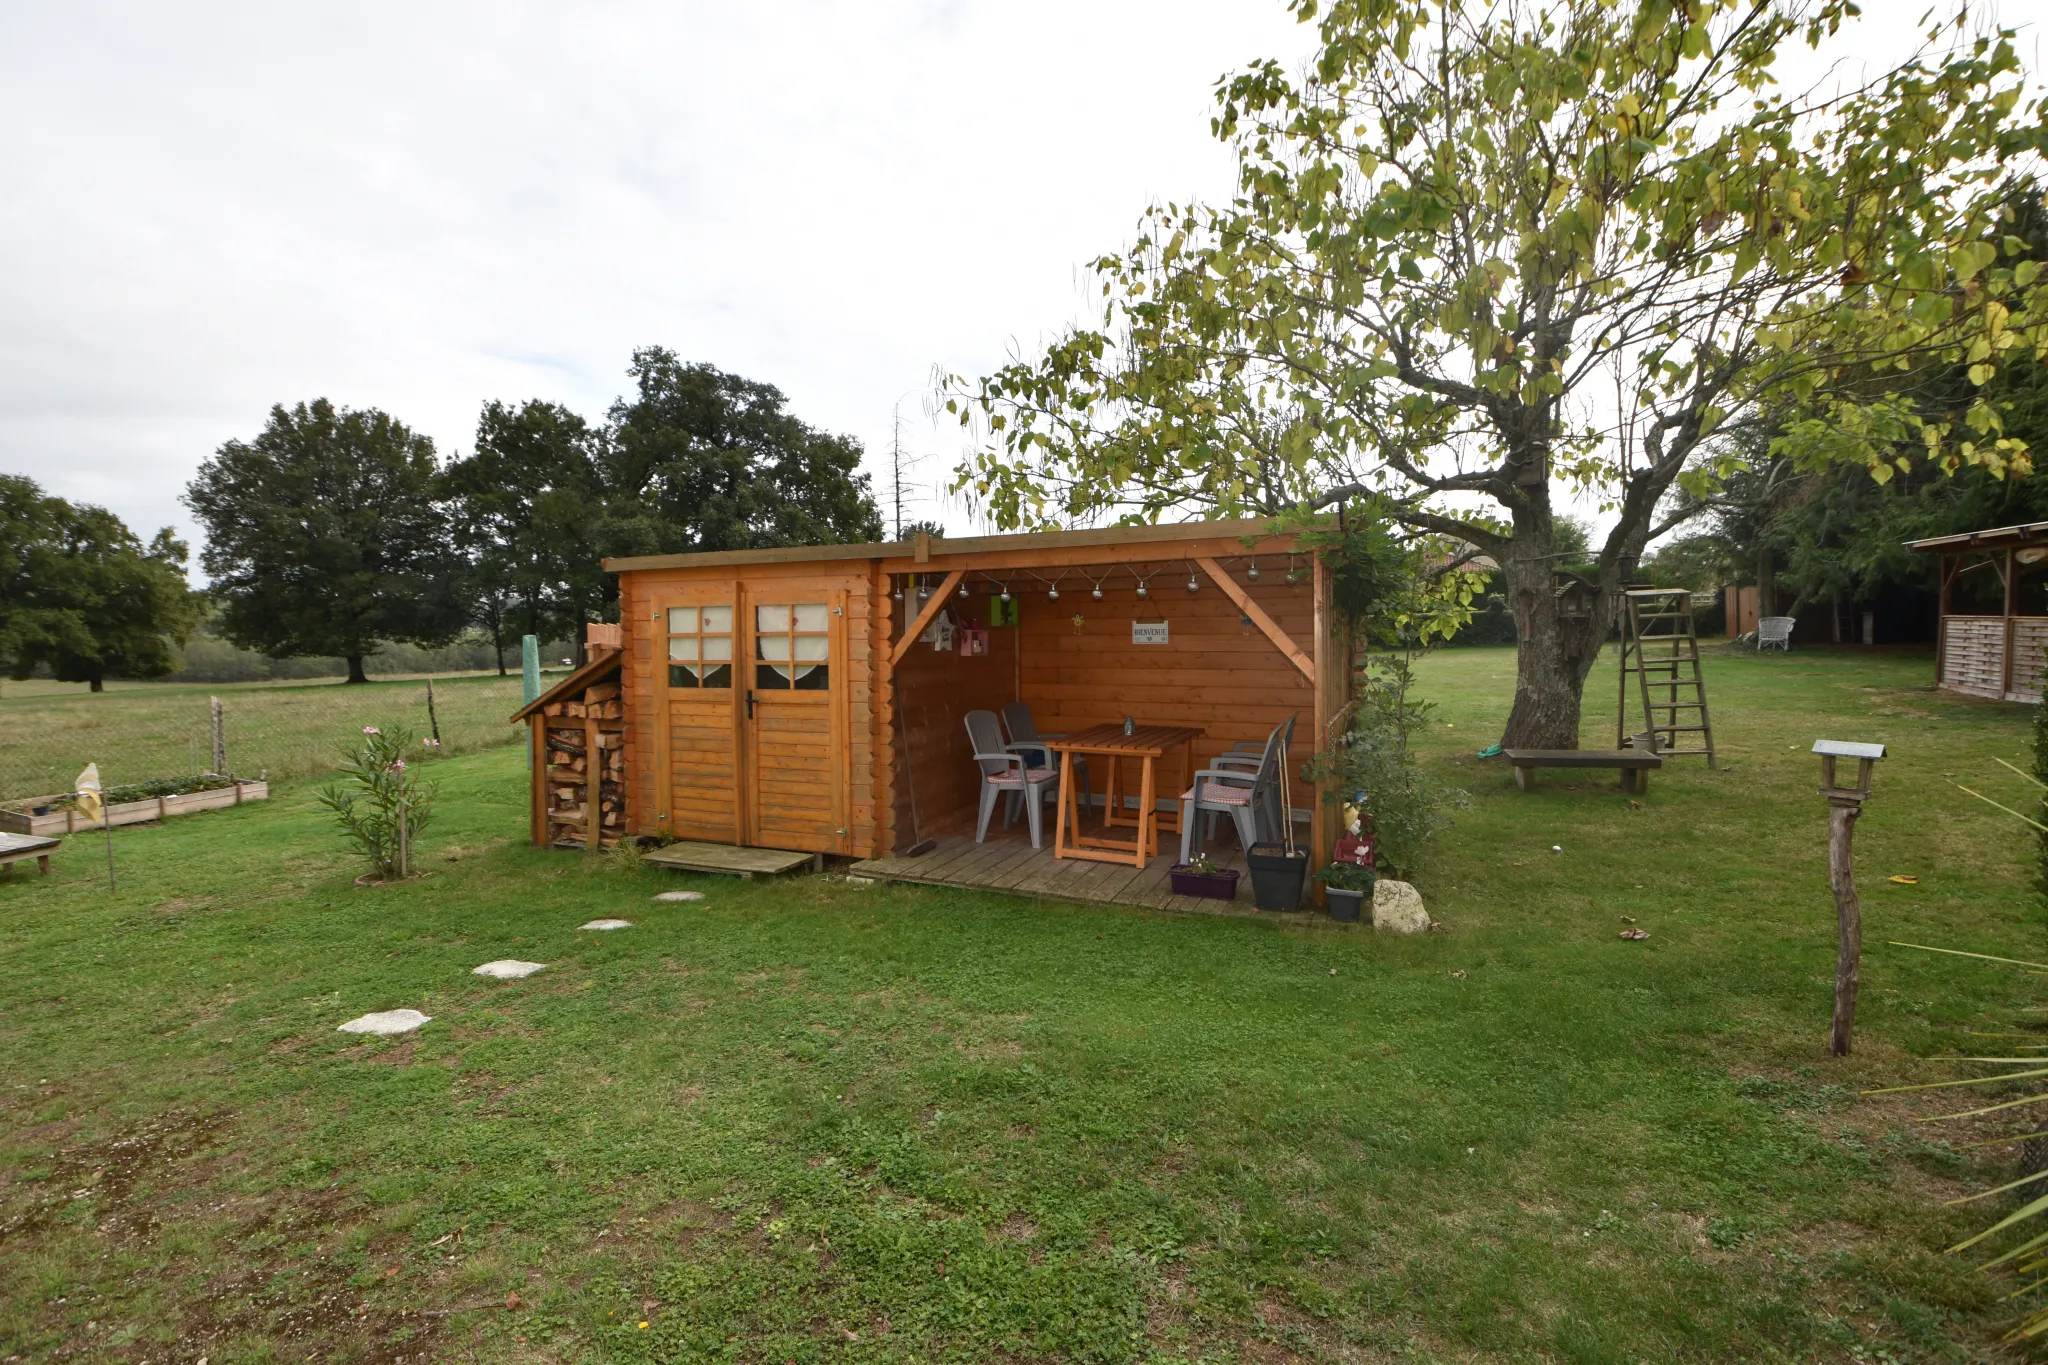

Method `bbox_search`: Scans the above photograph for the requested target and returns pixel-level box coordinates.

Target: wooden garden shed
[1907,519,2048,703]
[597,520,1348,889]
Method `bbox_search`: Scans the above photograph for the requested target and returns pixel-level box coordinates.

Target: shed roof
[601,517,1287,573]
[1904,521,2048,554]
[509,649,622,723]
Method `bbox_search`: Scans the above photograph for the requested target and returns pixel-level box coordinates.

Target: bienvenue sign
[1131,621,1170,645]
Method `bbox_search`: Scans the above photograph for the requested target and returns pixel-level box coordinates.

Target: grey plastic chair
[1211,715,1293,840]
[1180,727,1280,863]
[1001,702,1089,817]
[966,709,1058,848]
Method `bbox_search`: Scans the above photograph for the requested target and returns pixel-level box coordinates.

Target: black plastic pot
[1169,864,1241,900]
[1246,844,1309,912]
[1326,887,1366,923]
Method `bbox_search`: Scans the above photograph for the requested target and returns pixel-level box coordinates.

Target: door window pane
[793,603,829,632]
[755,604,790,632]
[666,602,732,689]
[794,634,828,662]
[792,663,830,691]
[757,633,792,661]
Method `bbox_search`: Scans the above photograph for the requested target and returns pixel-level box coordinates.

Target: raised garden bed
[0,778,268,836]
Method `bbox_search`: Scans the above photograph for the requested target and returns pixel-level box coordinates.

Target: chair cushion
[988,766,1055,785]
[1184,783,1254,805]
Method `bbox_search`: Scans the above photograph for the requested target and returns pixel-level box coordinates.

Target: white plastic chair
[1756,616,1795,652]
[1001,702,1089,816]
[1180,728,1281,863]
[965,709,1057,848]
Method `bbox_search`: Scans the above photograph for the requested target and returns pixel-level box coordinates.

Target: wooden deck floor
[849,829,1273,917]
[644,841,822,878]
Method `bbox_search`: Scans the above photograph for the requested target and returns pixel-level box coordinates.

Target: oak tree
[953,0,2046,746]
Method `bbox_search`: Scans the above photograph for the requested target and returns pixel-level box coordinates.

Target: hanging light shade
[917,580,930,601]
[1246,559,1260,581]
[1186,571,1199,594]
[1048,583,1060,600]
[892,583,904,601]
[958,580,969,597]
[1091,581,1104,600]
[1000,585,1011,602]
[1135,579,1150,600]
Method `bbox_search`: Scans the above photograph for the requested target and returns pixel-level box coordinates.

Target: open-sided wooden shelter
[1907,520,2048,703]
[597,521,1347,881]
[512,641,626,848]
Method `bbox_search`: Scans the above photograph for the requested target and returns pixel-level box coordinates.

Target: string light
[892,578,904,602]
[1246,559,1260,582]
[1186,563,1200,594]
[1091,579,1104,601]
[917,578,930,601]
[1135,576,1150,600]
[958,580,969,598]
[1048,579,1060,601]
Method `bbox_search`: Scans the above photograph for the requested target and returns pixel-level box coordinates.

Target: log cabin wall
[885,598,1022,844]
[1016,566,1315,786]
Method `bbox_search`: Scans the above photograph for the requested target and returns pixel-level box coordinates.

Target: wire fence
[0,673,533,803]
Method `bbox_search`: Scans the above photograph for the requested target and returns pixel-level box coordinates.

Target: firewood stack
[541,680,626,848]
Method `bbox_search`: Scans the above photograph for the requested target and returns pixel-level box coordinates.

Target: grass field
[0,672,543,802]
[1,643,2042,1363]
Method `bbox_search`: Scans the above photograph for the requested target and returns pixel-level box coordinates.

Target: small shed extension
[511,644,627,848]
[599,519,1348,871]
[1907,520,2048,703]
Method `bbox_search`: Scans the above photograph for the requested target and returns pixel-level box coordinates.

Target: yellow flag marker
[74,763,103,824]
[75,763,114,890]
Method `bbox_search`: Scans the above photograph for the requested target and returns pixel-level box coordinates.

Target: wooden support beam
[1194,556,1313,680]
[889,570,965,665]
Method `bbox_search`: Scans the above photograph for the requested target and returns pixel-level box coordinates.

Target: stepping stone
[579,919,633,931]
[337,1008,431,1035]
[653,891,704,902]
[472,960,547,980]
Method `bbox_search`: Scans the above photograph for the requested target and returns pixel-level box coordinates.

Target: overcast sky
[1,0,2032,569]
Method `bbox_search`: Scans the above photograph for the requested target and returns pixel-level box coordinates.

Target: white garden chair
[1756,616,1796,652]
[1001,702,1089,817]
[965,709,1058,848]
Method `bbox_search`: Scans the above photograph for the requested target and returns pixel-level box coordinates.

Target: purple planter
[1169,864,1241,901]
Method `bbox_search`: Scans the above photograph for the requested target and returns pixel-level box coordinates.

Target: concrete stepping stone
[337,1008,431,1035]
[653,891,704,902]
[472,960,547,980]
[579,919,633,931]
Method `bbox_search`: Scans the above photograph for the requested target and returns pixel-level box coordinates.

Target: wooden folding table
[1047,724,1203,868]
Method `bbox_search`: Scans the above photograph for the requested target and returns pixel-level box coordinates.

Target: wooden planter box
[0,780,269,836]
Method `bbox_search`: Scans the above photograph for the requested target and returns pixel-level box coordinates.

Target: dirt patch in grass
[1,1108,230,1238]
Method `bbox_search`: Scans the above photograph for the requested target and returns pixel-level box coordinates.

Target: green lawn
[1,644,2041,1363]
[0,672,536,803]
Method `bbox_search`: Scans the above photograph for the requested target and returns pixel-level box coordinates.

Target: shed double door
[657,583,849,854]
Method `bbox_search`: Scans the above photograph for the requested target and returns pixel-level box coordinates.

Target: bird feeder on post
[1813,740,1885,1057]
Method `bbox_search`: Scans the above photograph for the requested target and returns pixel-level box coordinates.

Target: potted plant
[1245,727,1308,911]
[1317,861,1378,923]
[1168,858,1241,901]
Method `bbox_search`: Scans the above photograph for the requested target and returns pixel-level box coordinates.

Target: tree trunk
[345,654,370,685]
[88,676,104,693]
[494,637,507,676]
[1499,508,1614,749]
[1756,544,1777,618]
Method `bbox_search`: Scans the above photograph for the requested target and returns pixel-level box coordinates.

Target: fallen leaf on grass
[1620,928,1650,941]
[382,1265,400,1279]
[1450,970,1468,980]
[427,1233,456,1247]
[506,1291,522,1309]
[1889,875,1919,884]
[1620,915,1637,923]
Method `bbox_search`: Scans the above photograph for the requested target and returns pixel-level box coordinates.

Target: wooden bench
[0,832,60,876]
[1502,746,1663,794]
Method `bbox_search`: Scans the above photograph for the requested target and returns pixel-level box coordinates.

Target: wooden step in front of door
[643,841,822,878]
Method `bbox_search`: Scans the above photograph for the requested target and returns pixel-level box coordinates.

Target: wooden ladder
[1617,588,1716,764]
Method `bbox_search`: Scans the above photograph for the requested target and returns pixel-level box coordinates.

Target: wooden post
[210,696,226,775]
[426,677,442,746]
[585,713,601,852]
[1828,794,1864,1057]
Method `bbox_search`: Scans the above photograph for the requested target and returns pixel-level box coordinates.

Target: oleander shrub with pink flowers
[318,724,438,880]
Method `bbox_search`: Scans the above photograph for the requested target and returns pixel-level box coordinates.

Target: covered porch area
[872,521,1344,892]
